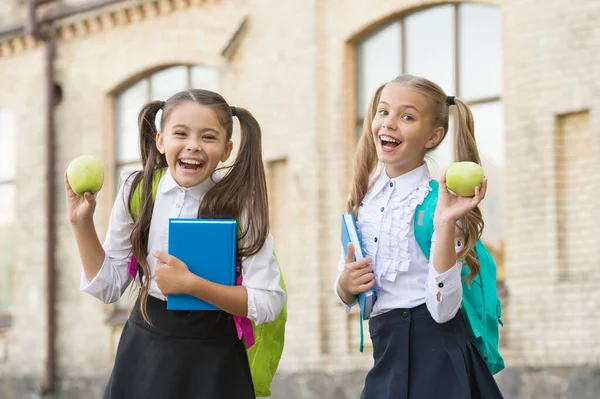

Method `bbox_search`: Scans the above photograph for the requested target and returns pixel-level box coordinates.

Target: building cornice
[0,0,208,59]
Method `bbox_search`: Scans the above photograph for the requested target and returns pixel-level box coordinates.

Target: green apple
[67,155,104,196]
[445,161,484,197]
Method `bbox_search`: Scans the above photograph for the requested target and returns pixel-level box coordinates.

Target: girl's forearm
[184,275,249,317]
[432,219,459,274]
[70,219,105,281]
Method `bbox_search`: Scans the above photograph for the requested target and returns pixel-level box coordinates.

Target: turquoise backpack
[414,180,505,375]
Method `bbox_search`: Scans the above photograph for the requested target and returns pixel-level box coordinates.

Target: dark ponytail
[199,107,269,258]
[127,100,167,324]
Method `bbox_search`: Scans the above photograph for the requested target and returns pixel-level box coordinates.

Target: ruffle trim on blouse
[361,181,433,283]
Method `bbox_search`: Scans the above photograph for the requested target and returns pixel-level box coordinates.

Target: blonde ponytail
[451,97,484,282]
[347,84,385,217]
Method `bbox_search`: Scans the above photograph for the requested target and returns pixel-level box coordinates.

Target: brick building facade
[0,1,598,398]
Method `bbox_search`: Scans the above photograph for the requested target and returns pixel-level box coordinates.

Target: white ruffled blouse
[335,163,464,323]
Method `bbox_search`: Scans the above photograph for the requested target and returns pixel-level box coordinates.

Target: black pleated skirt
[361,304,504,399]
[102,295,255,399]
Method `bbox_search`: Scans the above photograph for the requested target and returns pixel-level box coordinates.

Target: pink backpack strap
[128,255,137,278]
[233,262,255,348]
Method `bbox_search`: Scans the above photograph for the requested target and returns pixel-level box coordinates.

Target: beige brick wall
[0,0,22,26]
[221,0,324,371]
[0,0,599,391]
[502,0,600,368]
[555,111,594,281]
[0,46,47,377]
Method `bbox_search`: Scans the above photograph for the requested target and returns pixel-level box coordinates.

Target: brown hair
[125,89,269,323]
[347,75,483,282]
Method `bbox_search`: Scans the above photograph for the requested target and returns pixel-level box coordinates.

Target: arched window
[354,3,504,276]
[110,65,219,316]
[115,65,219,188]
[0,108,15,325]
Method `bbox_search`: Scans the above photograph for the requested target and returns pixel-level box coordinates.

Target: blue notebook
[341,213,376,321]
[167,218,237,311]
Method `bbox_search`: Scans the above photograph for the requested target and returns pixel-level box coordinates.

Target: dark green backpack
[414,180,505,375]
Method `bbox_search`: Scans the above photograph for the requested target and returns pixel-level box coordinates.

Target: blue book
[341,213,375,321]
[167,218,237,311]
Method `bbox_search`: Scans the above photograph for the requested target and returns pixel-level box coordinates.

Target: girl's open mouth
[178,159,205,172]
[380,135,402,151]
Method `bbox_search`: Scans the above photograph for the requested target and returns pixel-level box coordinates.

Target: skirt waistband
[369,304,432,332]
[128,294,236,340]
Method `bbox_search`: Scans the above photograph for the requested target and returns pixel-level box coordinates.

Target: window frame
[353,3,501,133]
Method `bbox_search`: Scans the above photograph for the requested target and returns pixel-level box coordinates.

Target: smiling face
[371,83,445,178]
[156,101,233,188]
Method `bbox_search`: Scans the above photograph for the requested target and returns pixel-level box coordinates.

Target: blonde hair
[347,75,484,281]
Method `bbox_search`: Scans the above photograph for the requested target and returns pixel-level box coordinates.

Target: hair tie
[159,101,165,110]
[230,106,237,117]
[446,96,455,106]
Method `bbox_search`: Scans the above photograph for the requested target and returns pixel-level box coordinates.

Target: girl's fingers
[84,192,97,203]
[357,272,374,285]
[356,264,373,274]
[438,173,447,189]
[348,257,372,271]
[471,178,487,206]
[344,243,355,264]
[473,186,481,202]
[438,172,456,200]
[479,178,488,198]
[358,279,375,292]
[64,171,75,195]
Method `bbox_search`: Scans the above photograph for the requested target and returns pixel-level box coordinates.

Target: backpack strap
[127,168,167,278]
[129,168,167,221]
[233,218,256,348]
[234,261,256,348]
[414,180,438,260]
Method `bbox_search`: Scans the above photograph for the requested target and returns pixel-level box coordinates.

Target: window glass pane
[426,115,455,178]
[471,102,504,172]
[470,101,504,246]
[356,22,402,119]
[0,109,16,181]
[0,184,15,225]
[116,79,148,163]
[405,5,455,95]
[150,66,189,102]
[191,66,219,92]
[0,183,15,313]
[459,4,502,100]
